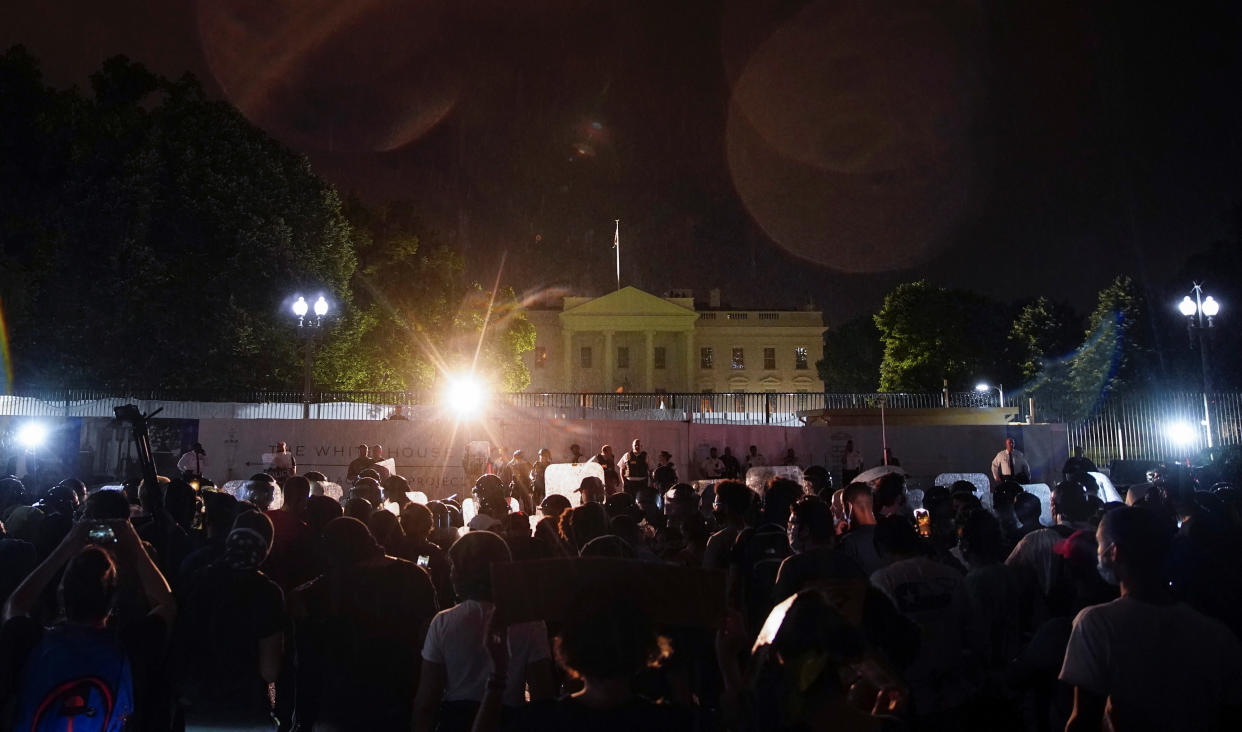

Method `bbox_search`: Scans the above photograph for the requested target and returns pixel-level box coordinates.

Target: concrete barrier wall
[4,414,1068,500]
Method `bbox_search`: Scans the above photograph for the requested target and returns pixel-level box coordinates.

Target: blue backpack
[14,625,135,732]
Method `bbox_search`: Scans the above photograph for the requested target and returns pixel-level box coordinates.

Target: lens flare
[16,422,48,450]
[0,297,11,392]
[724,0,981,272]
[443,374,488,418]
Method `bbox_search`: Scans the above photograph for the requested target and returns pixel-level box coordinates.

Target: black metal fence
[1061,392,1242,465]
[3,389,1239,463]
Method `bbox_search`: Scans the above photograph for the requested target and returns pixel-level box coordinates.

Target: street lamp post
[975,382,1004,408]
[1178,283,1220,448]
[292,295,330,420]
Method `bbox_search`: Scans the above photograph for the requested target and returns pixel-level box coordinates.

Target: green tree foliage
[816,314,882,391]
[874,281,1017,392]
[1066,274,1155,401]
[1009,297,1082,380]
[1020,275,1156,421]
[342,199,533,392]
[0,49,532,393]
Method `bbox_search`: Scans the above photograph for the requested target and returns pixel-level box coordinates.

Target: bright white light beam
[444,374,487,418]
[1167,422,1196,446]
[16,422,48,450]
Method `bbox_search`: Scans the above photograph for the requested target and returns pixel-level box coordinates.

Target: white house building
[522,287,826,393]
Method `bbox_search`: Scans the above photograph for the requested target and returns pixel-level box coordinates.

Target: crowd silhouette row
[0,440,1240,732]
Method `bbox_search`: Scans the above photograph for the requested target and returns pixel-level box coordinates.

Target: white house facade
[522,287,826,393]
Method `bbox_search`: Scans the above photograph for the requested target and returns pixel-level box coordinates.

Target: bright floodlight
[444,374,487,417]
[313,295,329,317]
[1202,296,1220,317]
[1178,296,1197,317]
[16,422,48,450]
[1167,422,1196,446]
[975,382,989,392]
[292,296,309,318]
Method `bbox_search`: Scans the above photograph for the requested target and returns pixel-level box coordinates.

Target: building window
[698,312,717,320]
[731,347,745,370]
[763,347,776,370]
[700,347,714,369]
[580,347,592,368]
[758,313,779,320]
[617,346,630,369]
[795,347,809,370]
[654,346,666,370]
[727,312,748,320]
[534,346,547,368]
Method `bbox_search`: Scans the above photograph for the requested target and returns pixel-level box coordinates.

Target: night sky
[4,0,1241,324]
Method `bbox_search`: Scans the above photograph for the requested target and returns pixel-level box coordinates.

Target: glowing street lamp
[443,373,488,419]
[1177,282,1221,447]
[15,422,48,451]
[291,294,331,418]
[975,382,1005,408]
[1167,421,1196,447]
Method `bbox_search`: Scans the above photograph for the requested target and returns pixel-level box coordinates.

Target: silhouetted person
[1062,507,1242,731]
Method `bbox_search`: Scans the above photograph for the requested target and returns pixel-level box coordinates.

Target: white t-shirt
[1005,528,1062,596]
[176,450,205,475]
[1060,597,1242,731]
[843,450,864,471]
[421,599,551,707]
[870,557,974,713]
[699,457,723,478]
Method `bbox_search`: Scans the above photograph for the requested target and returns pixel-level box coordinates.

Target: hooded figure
[293,517,438,729]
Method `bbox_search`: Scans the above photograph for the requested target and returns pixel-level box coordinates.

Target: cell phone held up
[88,523,117,544]
[914,508,931,538]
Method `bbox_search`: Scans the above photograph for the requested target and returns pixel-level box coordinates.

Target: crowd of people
[0,437,1240,732]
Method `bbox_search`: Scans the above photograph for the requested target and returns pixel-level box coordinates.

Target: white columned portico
[561,327,574,391]
[643,330,655,392]
[682,330,695,391]
[603,330,615,392]
[557,287,698,394]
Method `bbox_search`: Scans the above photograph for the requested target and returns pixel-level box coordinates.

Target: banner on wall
[194,420,478,498]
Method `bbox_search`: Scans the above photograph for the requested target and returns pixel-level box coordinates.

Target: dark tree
[817,314,882,392]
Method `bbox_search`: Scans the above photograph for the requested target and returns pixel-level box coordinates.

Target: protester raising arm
[3,522,92,622]
[110,519,176,626]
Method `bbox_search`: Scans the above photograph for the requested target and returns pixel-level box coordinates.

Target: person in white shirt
[1060,506,1242,731]
[841,440,864,484]
[412,532,555,732]
[990,437,1031,484]
[744,445,767,470]
[699,447,724,479]
[176,443,207,477]
[268,441,296,482]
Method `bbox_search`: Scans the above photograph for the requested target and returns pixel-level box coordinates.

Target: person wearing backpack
[0,518,176,732]
[729,478,803,636]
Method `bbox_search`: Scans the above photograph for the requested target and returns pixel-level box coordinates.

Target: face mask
[1097,543,1120,585]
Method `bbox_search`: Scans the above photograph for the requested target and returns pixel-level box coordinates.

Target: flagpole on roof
[613,219,621,291]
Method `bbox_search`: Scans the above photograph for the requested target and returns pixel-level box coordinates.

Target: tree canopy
[0,48,532,394]
[872,281,1019,392]
[816,314,882,392]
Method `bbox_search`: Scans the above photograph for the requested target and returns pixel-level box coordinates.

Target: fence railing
[0,389,1000,424]
[3,389,1240,463]
[1063,392,1242,466]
